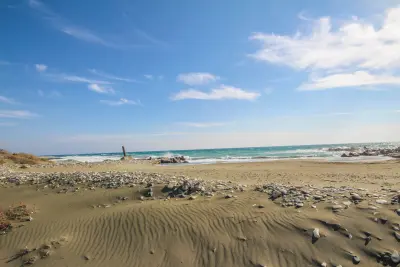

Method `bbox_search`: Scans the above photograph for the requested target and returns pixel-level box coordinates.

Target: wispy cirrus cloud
[0,110,38,119]
[38,90,62,98]
[0,96,18,104]
[249,6,400,90]
[28,0,136,49]
[89,69,138,83]
[35,64,47,72]
[172,85,260,101]
[88,84,115,94]
[46,73,111,85]
[177,122,230,128]
[100,98,139,106]
[177,72,220,86]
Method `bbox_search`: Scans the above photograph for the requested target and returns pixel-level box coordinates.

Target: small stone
[321,262,327,267]
[295,202,304,208]
[376,199,388,204]
[24,256,38,265]
[351,194,362,201]
[257,204,265,209]
[347,233,353,239]
[352,255,360,264]
[313,228,321,239]
[311,205,317,209]
[332,205,343,212]
[394,231,400,241]
[189,196,197,200]
[212,247,217,253]
[313,195,323,200]
[396,209,400,216]
[139,196,145,200]
[83,255,90,260]
[379,217,388,224]
[342,201,352,206]
[392,250,400,264]
[150,250,155,254]
[225,194,233,199]
[39,249,51,258]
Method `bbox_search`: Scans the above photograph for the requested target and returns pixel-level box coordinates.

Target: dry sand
[1,160,400,267]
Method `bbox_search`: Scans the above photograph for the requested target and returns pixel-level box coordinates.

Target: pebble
[188,196,197,200]
[396,209,400,216]
[320,262,327,267]
[352,255,361,264]
[392,250,400,264]
[394,232,400,241]
[332,205,343,212]
[225,194,233,199]
[295,202,304,208]
[312,228,320,239]
[376,199,388,204]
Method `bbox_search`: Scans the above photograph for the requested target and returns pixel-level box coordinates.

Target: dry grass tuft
[0,149,50,165]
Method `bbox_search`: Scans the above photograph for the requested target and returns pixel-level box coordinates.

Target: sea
[49,142,399,164]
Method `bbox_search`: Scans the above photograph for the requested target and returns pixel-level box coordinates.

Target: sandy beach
[1,159,400,267]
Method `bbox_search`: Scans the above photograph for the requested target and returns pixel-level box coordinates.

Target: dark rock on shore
[159,156,188,164]
[341,146,400,158]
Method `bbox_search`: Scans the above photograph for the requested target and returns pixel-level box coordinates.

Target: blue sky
[1,0,400,154]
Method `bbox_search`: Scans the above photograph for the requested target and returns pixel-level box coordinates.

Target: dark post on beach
[122,146,126,157]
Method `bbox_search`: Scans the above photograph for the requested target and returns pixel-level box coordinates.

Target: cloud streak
[100,98,139,106]
[0,110,38,119]
[172,85,260,101]
[249,6,400,90]
[0,96,17,105]
[89,69,138,83]
[177,72,220,86]
[88,84,115,94]
[28,0,134,49]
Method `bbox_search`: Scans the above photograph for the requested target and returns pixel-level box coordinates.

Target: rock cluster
[0,168,245,198]
[256,183,399,210]
[341,146,400,158]
[158,156,188,164]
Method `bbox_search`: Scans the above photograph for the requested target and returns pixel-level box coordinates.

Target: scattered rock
[352,255,361,264]
[376,199,388,205]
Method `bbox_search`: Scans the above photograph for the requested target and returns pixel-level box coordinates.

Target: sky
[1,0,400,155]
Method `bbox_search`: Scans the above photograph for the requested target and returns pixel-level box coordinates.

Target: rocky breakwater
[340,146,400,158]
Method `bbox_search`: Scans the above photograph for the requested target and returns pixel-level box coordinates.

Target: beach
[1,159,400,267]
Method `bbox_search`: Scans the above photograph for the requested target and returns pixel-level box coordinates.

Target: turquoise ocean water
[50,142,398,164]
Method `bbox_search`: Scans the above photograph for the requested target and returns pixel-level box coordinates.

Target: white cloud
[177,72,219,85]
[299,71,400,90]
[88,84,115,94]
[144,74,153,80]
[89,69,138,83]
[249,6,400,90]
[49,74,111,84]
[0,96,17,104]
[172,85,260,101]
[35,64,47,72]
[177,122,229,128]
[0,110,38,119]
[38,90,62,98]
[100,98,138,106]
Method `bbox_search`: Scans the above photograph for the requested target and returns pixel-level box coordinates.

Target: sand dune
[1,179,400,267]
